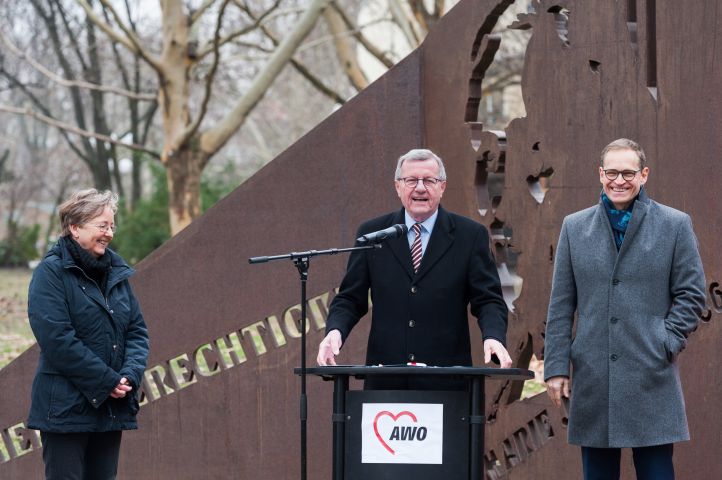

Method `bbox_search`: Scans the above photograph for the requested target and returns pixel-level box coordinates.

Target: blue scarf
[601,191,634,251]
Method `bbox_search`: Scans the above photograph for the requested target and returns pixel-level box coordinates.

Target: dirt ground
[0,268,36,369]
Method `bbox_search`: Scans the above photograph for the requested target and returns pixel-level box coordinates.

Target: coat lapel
[594,203,618,256]
[415,207,454,281]
[597,189,651,273]
[616,190,650,259]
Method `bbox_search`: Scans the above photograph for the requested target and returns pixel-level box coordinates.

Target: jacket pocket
[49,375,90,419]
[653,317,673,363]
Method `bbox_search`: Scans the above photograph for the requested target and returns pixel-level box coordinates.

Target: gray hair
[394,149,447,181]
[59,188,119,236]
[600,138,647,169]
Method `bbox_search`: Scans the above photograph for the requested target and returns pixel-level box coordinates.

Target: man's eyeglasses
[86,223,116,234]
[397,177,444,188]
[602,169,640,181]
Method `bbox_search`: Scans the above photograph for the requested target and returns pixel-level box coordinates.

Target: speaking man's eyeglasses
[397,177,444,188]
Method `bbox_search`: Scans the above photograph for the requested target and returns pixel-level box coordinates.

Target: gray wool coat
[544,190,706,448]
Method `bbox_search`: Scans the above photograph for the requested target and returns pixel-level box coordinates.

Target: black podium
[296,366,533,480]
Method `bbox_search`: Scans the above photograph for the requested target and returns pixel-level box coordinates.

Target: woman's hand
[110,377,133,399]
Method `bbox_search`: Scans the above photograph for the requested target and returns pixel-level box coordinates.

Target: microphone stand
[249,244,381,480]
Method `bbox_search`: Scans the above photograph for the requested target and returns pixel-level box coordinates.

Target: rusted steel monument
[1,0,720,478]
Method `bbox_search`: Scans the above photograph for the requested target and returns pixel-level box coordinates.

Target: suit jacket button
[612,278,620,285]
[408,320,415,327]
[610,354,619,361]
[610,317,618,324]
[408,354,415,361]
[410,286,418,293]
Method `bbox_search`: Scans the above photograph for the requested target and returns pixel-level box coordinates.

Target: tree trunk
[165,146,208,234]
[157,0,193,234]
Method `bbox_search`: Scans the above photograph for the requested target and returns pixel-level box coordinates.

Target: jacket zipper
[67,265,110,309]
[67,265,117,362]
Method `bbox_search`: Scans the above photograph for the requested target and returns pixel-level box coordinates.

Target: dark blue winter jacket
[27,237,149,433]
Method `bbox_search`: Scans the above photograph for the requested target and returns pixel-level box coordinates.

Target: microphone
[356,224,408,244]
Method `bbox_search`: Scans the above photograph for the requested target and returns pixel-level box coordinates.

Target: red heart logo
[373,410,418,455]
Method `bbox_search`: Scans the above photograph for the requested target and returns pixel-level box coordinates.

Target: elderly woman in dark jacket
[27,189,149,480]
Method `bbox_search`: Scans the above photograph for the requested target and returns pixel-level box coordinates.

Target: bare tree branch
[139,101,159,144]
[104,4,133,88]
[202,0,332,156]
[245,116,274,163]
[0,104,160,158]
[230,40,274,53]
[0,31,155,101]
[330,2,394,69]
[75,0,162,71]
[288,55,346,104]
[408,0,432,32]
[180,0,230,144]
[388,0,422,48]
[0,70,88,167]
[195,0,281,60]
[190,0,216,24]
[323,6,368,90]
[113,102,158,149]
[482,70,520,94]
[27,0,95,157]
[53,0,90,70]
[242,1,346,104]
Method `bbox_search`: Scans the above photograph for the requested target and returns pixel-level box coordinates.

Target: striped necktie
[411,223,422,273]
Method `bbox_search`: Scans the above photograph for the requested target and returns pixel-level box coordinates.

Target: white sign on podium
[360,403,444,464]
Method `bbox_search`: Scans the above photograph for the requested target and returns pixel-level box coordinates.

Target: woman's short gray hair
[59,189,119,236]
[394,149,447,181]
[600,138,647,169]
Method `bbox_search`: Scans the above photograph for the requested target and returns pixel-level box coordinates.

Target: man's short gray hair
[59,188,119,237]
[394,149,447,180]
[600,138,647,169]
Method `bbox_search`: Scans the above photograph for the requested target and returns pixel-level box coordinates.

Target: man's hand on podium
[483,338,512,368]
[317,329,343,366]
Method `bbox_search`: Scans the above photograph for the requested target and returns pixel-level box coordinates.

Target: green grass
[0,268,36,369]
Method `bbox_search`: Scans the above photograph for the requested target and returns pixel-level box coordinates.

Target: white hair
[394,149,447,180]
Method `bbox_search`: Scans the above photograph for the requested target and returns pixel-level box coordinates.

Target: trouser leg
[41,431,89,480]
[632,443,674,480]
[581,446,621,480]
[83,431,123,480]
[40,431,122,480]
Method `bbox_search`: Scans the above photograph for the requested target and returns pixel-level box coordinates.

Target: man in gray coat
[544,138,706,480]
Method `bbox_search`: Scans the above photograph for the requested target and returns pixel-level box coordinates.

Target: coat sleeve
[468,224,508,345]
[28,261,121,408]
[324,229,371,343]
[119,283,150,389]
[664,214,706,356]
[544,218,578,380]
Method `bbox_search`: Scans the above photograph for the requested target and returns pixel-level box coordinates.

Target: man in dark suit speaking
[317,149,512,387]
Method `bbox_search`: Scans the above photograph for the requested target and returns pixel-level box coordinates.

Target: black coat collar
[385,206,455,280]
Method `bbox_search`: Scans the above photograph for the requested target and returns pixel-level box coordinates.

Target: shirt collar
[404,209,439,234]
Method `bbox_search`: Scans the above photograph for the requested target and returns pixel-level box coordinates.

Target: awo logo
[373,410,429,454]
[362,403,443,464]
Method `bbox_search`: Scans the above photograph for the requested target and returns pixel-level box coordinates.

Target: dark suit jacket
[326,206,508,368]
